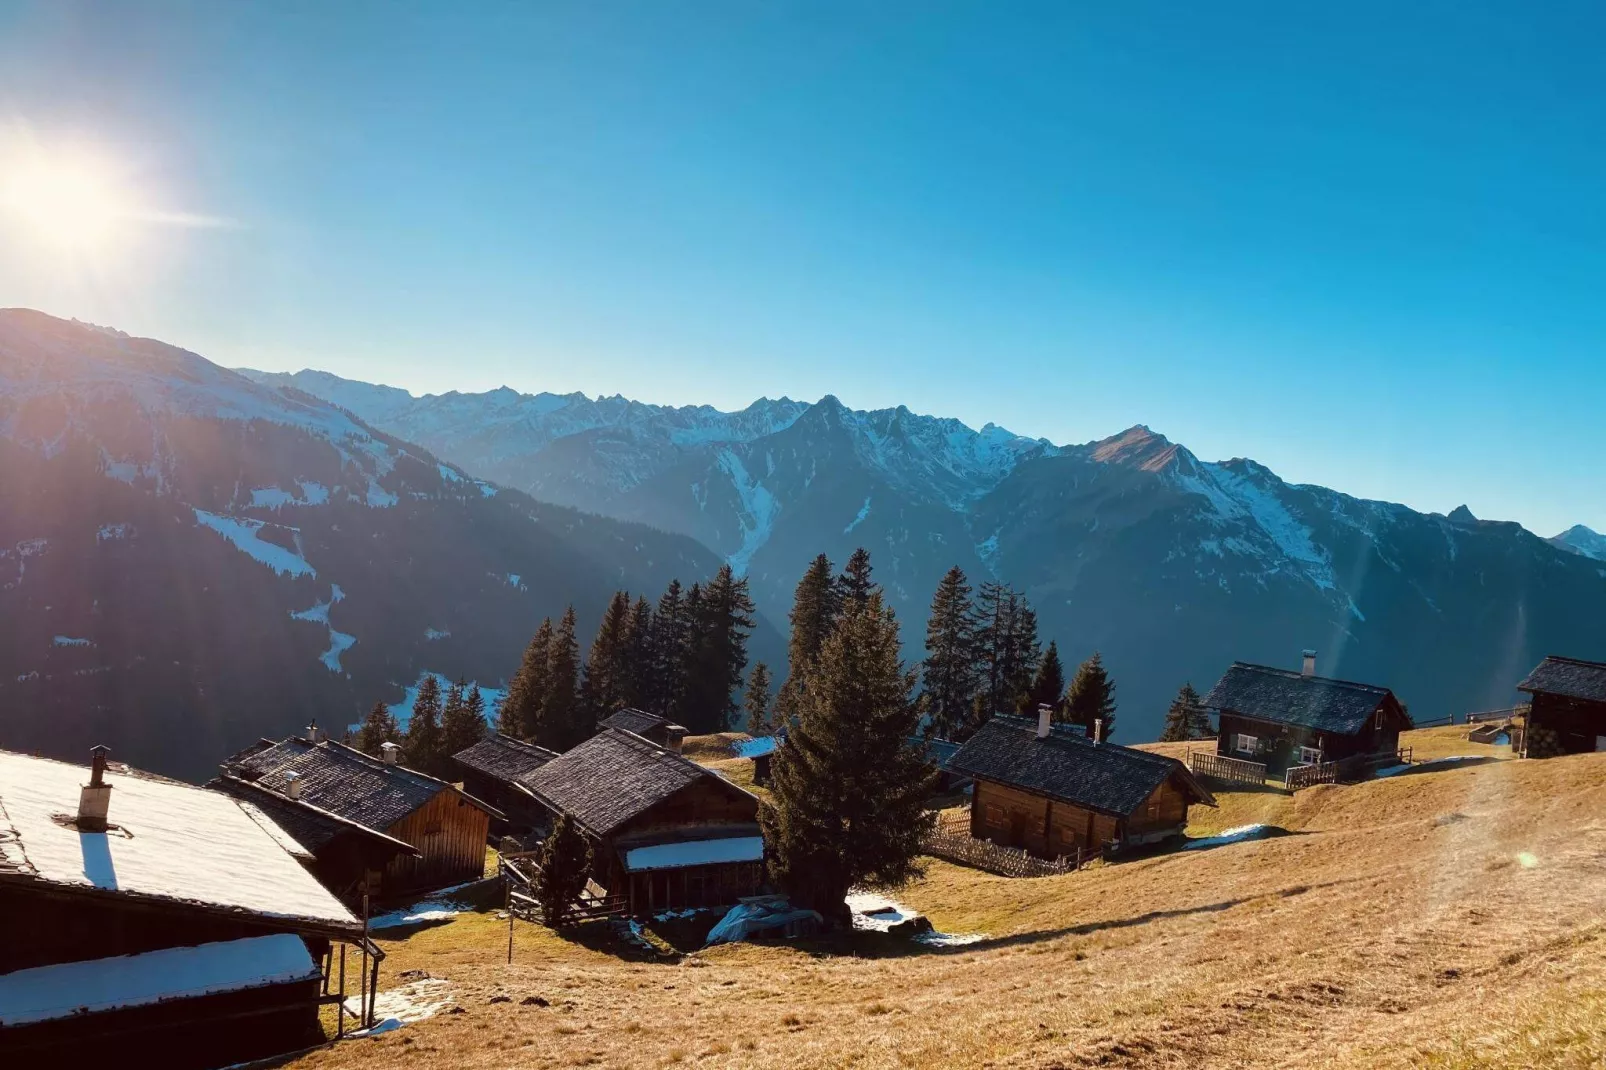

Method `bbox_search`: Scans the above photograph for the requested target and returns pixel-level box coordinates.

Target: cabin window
[1235,733,1258,755]
[984,804,1006,826]
[1298,746,1322,766]
[1145,797,1161,821]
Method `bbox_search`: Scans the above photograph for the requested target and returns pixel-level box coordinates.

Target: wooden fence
[1283,761,1337,791]
[1188,751,1269,787]
[1465,706,1527,725]
[500,853,627,924]
[923,811,1083,878]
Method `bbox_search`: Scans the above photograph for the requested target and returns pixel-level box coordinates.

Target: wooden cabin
[1200,653,1412,775]
[215,731,502,899]
[598,708,689,752]
[0,747,368,1068]
[1517,655,1606,757]
[730,733,781,786]
[520,727,763,915]
[949,712,1215,859]
[451,733,560,835]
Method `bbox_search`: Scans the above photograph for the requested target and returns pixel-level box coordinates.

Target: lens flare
[0,142,136,255]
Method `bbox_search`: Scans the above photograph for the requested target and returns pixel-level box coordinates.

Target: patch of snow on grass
[96,523,132,541]
[424,628,450,640]
[365,479,398,508]
[193,509,316,577]
[1182,824,1276,851]
[52,635,92,647]
[250,486,298,509]
[844,496,872,534]
[1375,756,1486,778]
[345,977,454,1028]
[846,891,985,946]
[384,672,505,730]
[290,586,354,672]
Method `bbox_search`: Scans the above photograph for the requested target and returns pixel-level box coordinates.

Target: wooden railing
[1188,751,1269,787]
[923,825,1083,878]
[500,853,627,924]
[1465,706,1527,725]
[1284,762,1338,791]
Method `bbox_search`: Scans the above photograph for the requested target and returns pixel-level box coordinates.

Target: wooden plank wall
[970,779,1118,859]
[382,790,491,895]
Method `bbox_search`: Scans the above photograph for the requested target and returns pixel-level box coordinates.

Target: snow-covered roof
[0,934,319,1026]
[0,749,358,932]
[731,735,780,760]
[622,836,764,872]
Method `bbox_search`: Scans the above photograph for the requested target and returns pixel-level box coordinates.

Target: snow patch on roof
[193,509,316,577]
[623,836,764,872]
[0,934,319,1026]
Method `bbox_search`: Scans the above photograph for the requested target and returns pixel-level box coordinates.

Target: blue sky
[1,2,1602,536]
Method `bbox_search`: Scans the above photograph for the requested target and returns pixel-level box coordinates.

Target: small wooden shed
[520,727,764,915]
[597,708,689,752]
[217,735,502,898]
[1517,655,1606,757]
[0,747,369,1068]
[950,713,1215,859]
[451,733,560,834]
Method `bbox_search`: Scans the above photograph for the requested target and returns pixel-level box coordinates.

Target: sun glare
[0,142,137,255]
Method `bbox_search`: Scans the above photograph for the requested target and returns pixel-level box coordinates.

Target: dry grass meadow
[286,726,1606,1069]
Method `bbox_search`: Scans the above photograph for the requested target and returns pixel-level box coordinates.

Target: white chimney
[1036,703,1053,739]
[380,741,400,765]
[1302,650,1317,677]
[78,745,113,832]
[306,721,324,744]
[284,771,303,800]
[1093,718,1104,745]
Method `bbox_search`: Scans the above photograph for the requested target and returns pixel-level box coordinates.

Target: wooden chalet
[950,711,1215,859]
[213,730,502,899]
[1517,655,1606,757]
[597,708,689,752]
[450,733,559,834]
[519,727,763,915]
[730,733,781,786]
[0,747,380,1067]
[1200,653,1412,775]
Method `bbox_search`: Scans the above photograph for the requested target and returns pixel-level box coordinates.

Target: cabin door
[1009,811,1028,848]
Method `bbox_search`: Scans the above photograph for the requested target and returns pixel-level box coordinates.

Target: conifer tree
[680,565,756,733]
[353,701,401,757]
[622,595,655,709]
[442,678,489,758]
[501,618,553,740]
[1188,691,1215,739]
[404,675,444,773]
[534,813,593,930]
[761,590,935,927]
[744,662,773,735]
[581,591,632,720]
[775,554,838,723]
[649,580,689,717]
[975,582,1040,716]
[836,547,877,612]
[922,565,981,740]
[539,606,587,751]
[1064,651,1117,739]
[1018,640,1067,719]
[1160,682,1210,741]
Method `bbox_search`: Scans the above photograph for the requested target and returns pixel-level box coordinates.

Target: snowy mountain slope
[245,369,1606,743]
[0,310,756,780]
[1550,524,1606,562]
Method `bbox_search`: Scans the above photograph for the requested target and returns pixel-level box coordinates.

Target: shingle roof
[911,736,962,770]
[208,775,420,858]
[1200,663,1398,735]
[1517,655,1606,704]
[949,716,1214,817]
[224,738,500,831]
[598,708,686,737]
[520,727,756,837]
[452,734,559,783]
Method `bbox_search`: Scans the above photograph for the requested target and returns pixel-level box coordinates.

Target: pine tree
[775,554,838,724]
[649,580,689,717]
[534,813,593,930]
[404,675,444,773]
[353,701,401,757]
[501,619,553,739]
[836,547,877,612]
[1159,682,1210,741]
[443,678,489,758]
[975,583,1040,717]
[761,590,935,927]
[922,565,980,740]
[680,565,756,733]
[744,662,773,735]
[1064,652,1117,739]
[538,606,587,751]
[622,595,655,709]
[581,591,633,721]
[1018,640,1067,719]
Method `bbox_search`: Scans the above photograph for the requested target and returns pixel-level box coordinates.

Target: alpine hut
[1516,655,1606,757]
[518,727,763,915]
[450,733,560,834]
[0,746,377,1068]
[949,710,1215,859]
[597,708,688,752]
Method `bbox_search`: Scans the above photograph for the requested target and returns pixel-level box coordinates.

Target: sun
[0,141,138,256]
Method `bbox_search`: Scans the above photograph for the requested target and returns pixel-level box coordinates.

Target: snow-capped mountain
[251,369,1606,741]
[1550,524,1606,562]
[0,310,749,779]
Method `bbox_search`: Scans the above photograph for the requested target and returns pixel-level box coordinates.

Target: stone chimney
[284,771,303,800]
[78,745,113,832]
[1036,703,1053,740]
[1093,718,1104,745]
[1302,650,1317,677]
[306,721,324,744]
[380,741,400,765]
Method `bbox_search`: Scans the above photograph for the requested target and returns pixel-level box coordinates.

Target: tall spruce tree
[582,591,633,721]
[922,565,981,740]
[1160,682,1210,741]
[501,619,553,739]
[1064,651,1117,739]
[680,565,756,733]
[404,675,444,773]
[353,701,401,757]
[975,583,1040,719]
[1019,640,1067,719]
[442,678,489,758]
[622,595,655,709]
[775,554,838,724]
[534,813,592,930]
[538,606,587,751]
[836,547,877,612]
[744,662,773,735]
[650,580,690,717]
[761,590,935,927]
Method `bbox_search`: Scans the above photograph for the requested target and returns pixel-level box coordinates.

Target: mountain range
[0,311,756,779]
[244,367,1606,741]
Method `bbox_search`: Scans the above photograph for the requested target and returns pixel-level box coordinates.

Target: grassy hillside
[290,727,1605,1069]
